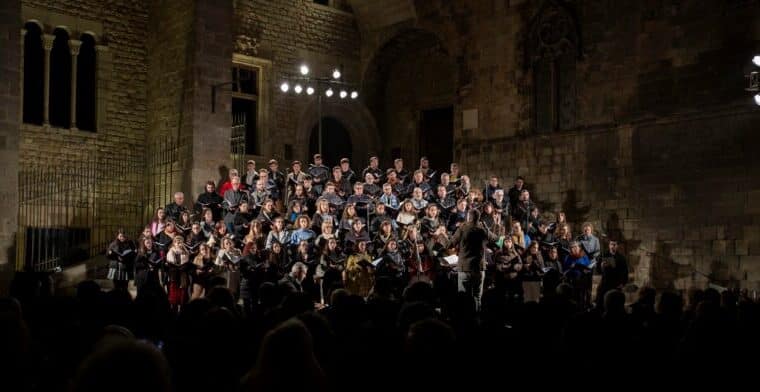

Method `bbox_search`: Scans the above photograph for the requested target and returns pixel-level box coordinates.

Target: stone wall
[234,0,368,165]
[0,0,22,289]
[358,0,760,290]
[15,0,148,265]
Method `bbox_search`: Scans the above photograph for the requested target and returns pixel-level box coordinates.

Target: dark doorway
[419,107,454,176]
[309,117,352,168]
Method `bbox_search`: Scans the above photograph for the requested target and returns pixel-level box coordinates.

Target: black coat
[447,222,497,272]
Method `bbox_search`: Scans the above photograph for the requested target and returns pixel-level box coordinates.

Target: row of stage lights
[279,64,358,99]
[750,56,760,105]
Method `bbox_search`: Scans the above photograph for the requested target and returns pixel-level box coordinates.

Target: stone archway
[361,27,457,170]
[294,99,380,167]
[308,117,353,168]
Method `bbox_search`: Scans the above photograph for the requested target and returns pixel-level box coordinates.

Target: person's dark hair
[603,289,626,316]
[71,340,171,392]
[467,208,481,223]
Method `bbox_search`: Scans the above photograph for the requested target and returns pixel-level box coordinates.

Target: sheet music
[443,255,458,265]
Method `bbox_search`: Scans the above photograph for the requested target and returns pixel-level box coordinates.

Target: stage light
[339,90,347,99]
[280,82,289,92]
[332,68,341,79]
[300,64,310,75]
[294,84,303,94]
[755,94,760,106]
[325,88,333,97]
[753,56,760,67]
[350,91,358,99]
[306,86,314,95]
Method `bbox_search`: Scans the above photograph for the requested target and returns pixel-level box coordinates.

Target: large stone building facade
[0,0,759,293]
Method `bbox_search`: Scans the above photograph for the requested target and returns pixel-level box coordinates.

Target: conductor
[447,209,498,309]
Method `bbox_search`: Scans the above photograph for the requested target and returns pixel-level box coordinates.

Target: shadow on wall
[218,165,230,189]
[561,190,590,230]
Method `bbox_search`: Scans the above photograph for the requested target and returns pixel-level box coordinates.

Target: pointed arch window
[528,1,580,133]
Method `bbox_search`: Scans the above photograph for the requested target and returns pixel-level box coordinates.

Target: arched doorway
[362,28,456,171]
[309,117,352,168]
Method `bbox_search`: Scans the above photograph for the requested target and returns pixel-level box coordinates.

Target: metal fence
[16,158,144,272]
[231,112,247,175]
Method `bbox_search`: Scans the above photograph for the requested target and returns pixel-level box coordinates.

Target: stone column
[69,39,81,130]
[42,33,54,126]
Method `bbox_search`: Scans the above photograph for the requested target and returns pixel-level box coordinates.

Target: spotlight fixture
[306,86,315,95]
[332,68,341,79]
[325,88,334,97]
[339,90,347,99]
[280,82,289,93]
[755,94,760,106]
[294,84,303,94]
[300,64,310,75]
[753,55,760,67]
[350,91,358,99]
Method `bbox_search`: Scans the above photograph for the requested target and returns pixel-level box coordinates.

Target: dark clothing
[164,202,188,223]
[596,251,629,306]
[278,274,304,294]
[222,189,248,225]
[507,186,523,209]
[447,222,497,272]
[308,164,330,193]
[195,191,224,221]
[107,239,136,281]
[483,184,502,201]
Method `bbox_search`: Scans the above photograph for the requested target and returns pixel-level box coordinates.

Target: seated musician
[343,240,375,298]
[401,226,436,284]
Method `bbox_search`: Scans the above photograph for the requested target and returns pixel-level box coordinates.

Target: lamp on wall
[279,63,359,155]
[748,55,760,106]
